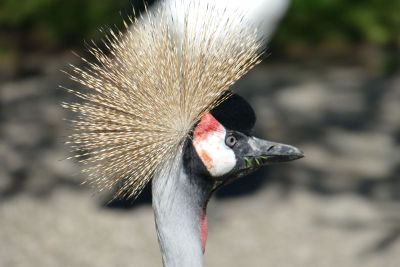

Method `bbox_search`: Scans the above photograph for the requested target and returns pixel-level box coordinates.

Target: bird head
[186,93,303,186]
[64,1,296,201]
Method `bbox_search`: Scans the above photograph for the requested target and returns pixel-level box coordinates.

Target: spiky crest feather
[63,1,263,199]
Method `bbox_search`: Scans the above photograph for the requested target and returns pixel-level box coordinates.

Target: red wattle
[200,209,208,253]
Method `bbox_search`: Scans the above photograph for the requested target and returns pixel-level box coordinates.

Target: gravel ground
[1,56,399,266]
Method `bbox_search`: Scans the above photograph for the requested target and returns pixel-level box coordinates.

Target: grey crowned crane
[64,1,302,266]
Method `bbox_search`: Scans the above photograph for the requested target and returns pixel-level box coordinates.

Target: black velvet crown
[211,93,256,134]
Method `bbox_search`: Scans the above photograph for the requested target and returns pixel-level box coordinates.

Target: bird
[63,1,302,266]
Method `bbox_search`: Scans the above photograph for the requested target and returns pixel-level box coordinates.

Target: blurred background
[0,0,399,266]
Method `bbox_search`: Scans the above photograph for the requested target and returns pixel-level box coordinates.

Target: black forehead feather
[211,93,256,134]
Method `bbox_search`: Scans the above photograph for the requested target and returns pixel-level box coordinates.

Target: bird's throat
[200,208,208,253]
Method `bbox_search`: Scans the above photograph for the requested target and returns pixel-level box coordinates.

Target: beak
[244,137,304,167]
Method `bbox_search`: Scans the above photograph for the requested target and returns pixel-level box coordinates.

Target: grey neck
[152,154,212,267]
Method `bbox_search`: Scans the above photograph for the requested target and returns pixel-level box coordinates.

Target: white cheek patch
[193,114,236,177]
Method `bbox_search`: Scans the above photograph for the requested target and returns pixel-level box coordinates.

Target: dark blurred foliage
[277,0,400,47]
[271,0,400,75]
[0,0,135,49]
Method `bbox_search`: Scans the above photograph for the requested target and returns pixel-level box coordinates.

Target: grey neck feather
[152,151,212,267]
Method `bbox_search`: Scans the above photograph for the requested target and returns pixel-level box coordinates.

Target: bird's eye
[225,135,237,147]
